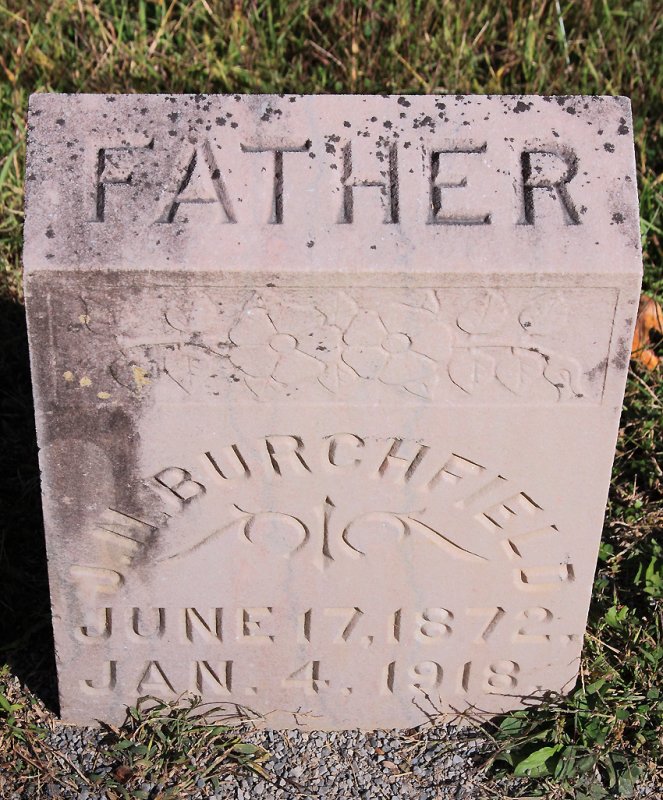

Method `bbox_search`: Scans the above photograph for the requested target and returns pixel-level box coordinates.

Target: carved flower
[228,303,341,393]
[341,304,451,398]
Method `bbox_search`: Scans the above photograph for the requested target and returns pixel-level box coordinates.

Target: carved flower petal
[298,325,342,362]
[342,345,388,379]
[343,311,386,347]
[380,305,450,361]
[268,303,324,336]
[229,308,275,346]
[378,303,414,335]
[412,321,452,363]
[272,351,324,385]
[229,344,278,378]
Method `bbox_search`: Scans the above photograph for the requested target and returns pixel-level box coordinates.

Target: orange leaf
[631,294,662,370]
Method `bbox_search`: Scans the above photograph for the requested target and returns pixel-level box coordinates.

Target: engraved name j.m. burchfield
[70,432,575,602]
[60,287,617,404]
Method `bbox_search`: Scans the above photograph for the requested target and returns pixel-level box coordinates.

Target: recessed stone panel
[24,94,641,728]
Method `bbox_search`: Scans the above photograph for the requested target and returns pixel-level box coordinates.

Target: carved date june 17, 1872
[75,604,580,648]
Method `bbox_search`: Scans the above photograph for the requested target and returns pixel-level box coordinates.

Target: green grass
[0,2,661,798]
[91,695,270,799]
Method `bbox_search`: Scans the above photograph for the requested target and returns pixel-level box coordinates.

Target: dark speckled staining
[31,94,641,262]
[513,101,533,113]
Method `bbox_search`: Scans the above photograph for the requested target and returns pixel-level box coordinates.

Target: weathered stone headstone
[24,94,641,728]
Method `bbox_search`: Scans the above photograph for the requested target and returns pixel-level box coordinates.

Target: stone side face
[24,94,641,728]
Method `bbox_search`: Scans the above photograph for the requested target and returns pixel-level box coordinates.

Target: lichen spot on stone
[132,365,150,388]
[79,314,90,324]
[62,370,74,382]
[97,391,111,400]
[79,376,92,387]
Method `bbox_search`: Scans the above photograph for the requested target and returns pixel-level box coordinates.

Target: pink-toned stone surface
[24,94,641,729]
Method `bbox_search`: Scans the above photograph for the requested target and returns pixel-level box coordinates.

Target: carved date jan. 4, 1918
[78,654,556,701]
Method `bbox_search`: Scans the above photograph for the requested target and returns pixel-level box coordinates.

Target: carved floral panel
[50,286,617,405]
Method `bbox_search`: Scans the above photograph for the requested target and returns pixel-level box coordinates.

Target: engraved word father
[93,137,580,227]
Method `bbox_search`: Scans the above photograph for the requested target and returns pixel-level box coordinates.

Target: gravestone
[24,94,641,728]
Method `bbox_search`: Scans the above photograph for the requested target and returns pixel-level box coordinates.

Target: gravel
[1,672,658,800]
[32,720,507,799]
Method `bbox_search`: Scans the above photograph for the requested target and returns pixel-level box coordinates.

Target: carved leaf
[403,381,433,399]
[343,310,386,346]
[161,349,198,394]
[323,291,358,329]
[542,353,585,399]
[244,376,277,401]
[342,345,388,379]
[229,343,278,378]
[229,307,275,346]
[318,363,340,393]
[422,289,440,314]
[268,302,325,339]
[379,351,435,387]
[272,350,323,385]
[447,349,495,393]
[519,292,567,337]
[162,295,225,338]
[78,296,117,336]
[495,348,542,395]
[631,294,662,370]
[456,290,507,334]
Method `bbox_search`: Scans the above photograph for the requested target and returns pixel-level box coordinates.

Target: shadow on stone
[0,297,58,713]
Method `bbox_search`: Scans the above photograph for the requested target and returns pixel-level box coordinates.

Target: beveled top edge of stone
[26,91,634,102]
[24,93,642,276]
